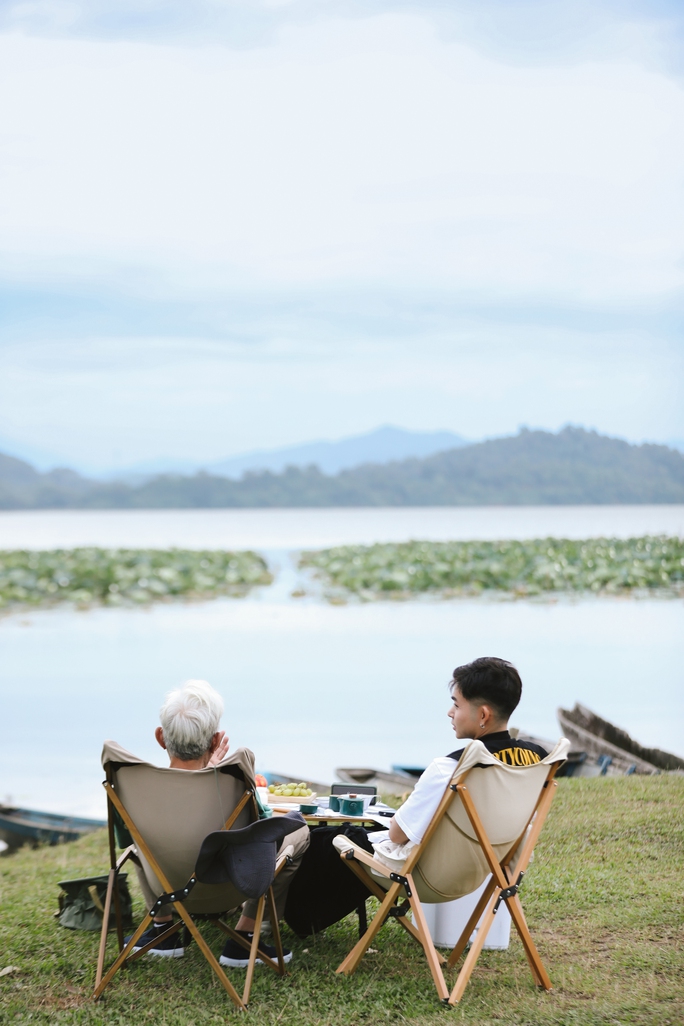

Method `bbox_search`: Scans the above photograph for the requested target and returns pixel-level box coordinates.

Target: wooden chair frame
[94,768,292,1010]
[335,761,561,1005]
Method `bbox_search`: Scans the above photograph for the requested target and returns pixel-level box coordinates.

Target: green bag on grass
[57,874,133,932]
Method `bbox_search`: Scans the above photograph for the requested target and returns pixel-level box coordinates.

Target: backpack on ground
[56,874,133,932]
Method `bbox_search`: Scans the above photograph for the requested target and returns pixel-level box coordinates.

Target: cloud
[1,19,683,303]
[1,1,683,78]
[0,3,683,464]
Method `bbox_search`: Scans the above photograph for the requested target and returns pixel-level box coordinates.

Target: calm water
[1,507,682,817]
[1,505,683,549]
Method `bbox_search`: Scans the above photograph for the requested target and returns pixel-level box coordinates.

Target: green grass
[1,776,682,1025]
[300,536,684,601]
[0,548,272,611]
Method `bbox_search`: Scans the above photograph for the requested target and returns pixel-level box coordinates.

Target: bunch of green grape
[268,782,313,797]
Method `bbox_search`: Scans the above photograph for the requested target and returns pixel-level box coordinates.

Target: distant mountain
[1,428,683,509]
[97,425,469,481]
[206,425,469,478]
[0,452,92,508]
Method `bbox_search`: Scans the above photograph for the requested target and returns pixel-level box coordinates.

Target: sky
[0,0,683,473]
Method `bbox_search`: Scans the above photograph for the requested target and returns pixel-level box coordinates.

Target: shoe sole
[220,951,292,968]
[132,946,185,958]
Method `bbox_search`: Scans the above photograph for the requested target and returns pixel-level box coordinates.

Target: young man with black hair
[388,657,548,847]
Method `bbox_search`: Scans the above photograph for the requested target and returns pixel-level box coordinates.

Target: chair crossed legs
[334,757,562,1005]
[94,775,294,1010]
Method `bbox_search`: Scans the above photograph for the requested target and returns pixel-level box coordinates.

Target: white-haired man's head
[157,679,224,763]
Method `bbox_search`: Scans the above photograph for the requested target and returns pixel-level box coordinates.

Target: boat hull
[557,709,659,775]
[558,704,684,774]
[335,767,417,797]
[0,807,106,853]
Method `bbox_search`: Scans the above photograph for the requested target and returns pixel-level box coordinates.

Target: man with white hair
[128,679,310,966]
[155,678,231,769]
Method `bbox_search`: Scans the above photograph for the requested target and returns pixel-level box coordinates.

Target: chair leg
[339,856,444,961]
[391,901,445,958]
[447,877,497,969]
[94,912,154,999]
[448,886,500,1005]
[506,893,552,991]
[406,889,449,1003]
[242,894,265,1007]
[336,882,402,976]
[124,920,183,964]
[95,868,116,989]
[172,904,245,1011]
[266,886,287,975]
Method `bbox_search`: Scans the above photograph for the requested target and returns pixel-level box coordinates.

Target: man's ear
[479,704,494,727]
[155,726,167,750]
[208,731,221,754]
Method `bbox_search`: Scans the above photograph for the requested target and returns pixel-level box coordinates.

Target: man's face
[447,686,481,739]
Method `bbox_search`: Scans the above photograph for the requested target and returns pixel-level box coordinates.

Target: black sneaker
[126,922,184,958]
[219,930,292,968]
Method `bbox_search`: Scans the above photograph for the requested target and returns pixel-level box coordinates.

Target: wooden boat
[335,767,418,797]
[391,764,426,780]
[557,704,684,776]
[0,805,106,853]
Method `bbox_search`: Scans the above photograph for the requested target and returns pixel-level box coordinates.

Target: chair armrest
[116,844,140,870]
[274,844,295,876]
[332,836,393,878]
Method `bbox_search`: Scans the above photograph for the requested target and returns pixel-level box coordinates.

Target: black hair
[450,657,522,720]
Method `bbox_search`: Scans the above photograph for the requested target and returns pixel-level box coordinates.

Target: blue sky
[0,0,683,472]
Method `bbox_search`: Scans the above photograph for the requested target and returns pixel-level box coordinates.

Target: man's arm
[387,758,457,847]
[388,817,409,844]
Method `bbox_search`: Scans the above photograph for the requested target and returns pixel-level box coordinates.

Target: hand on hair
[207,730,230,767]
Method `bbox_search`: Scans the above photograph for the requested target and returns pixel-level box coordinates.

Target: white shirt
[393,757,458,845]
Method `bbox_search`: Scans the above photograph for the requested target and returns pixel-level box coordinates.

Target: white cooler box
[421,877,511,950]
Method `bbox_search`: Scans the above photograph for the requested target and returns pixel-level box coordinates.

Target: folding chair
[94,741,304,1010]
[333,737,570,1005]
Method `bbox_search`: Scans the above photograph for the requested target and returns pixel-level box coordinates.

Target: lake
[2,505,684,550]
[1,506,682,818]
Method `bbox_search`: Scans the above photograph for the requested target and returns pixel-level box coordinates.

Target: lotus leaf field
[0,548,272,610]
[300,535,684,600]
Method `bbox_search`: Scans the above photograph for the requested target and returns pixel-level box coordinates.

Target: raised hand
[207,731,230,767]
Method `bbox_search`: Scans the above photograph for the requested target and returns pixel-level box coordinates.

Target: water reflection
[2,593,681,816]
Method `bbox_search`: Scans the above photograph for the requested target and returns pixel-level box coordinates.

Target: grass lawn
[1,776,682,1025]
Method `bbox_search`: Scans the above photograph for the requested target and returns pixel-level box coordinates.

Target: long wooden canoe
[0,806,106,853]
[335,767,418,796]
[557,704,684,775]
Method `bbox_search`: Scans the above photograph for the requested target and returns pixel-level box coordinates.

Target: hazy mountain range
[101,426,469,481]
[0,425,468,480]
[1,427,683,509]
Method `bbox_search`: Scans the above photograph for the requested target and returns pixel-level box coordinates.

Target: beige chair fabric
[101,740,257,915]
[342,737,569,903]
[413,737,569,901]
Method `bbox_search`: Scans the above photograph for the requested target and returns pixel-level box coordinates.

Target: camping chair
[94,741,304,1010]
[333,737,570,1005]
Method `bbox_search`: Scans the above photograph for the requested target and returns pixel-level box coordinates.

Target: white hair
[159,679,224,762]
